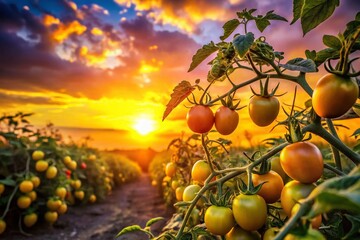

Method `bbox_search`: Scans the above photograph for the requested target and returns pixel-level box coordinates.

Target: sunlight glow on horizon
[133,117,156,135]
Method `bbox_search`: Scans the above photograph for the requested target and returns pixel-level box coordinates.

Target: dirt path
[7,173,174,240]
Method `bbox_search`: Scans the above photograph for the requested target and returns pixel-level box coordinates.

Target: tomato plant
[119,2,360,240]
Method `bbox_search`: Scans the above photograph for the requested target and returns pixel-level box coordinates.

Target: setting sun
[133,118,156,135]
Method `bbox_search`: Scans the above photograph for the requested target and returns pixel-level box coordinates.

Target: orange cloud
[43,14,60,26]
[51,20,87,43]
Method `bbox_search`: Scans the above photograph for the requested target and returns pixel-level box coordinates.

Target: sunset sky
[0,0,359,151]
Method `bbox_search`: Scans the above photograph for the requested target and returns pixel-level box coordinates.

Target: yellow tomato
[17,196,32,209]
[74,190,85,200]
[44,211,58,224]
[57,203,68,215]
[68,161,77,170]
[71,180,81,189]
[30,176,40,188]
[55,187,67,200]
[63,156,72,165]
[32,150,44,161]
[19,180,34,193]
[35,160,49,172]
[0,219,6,234]
[46,199,62,211]
[24,213,38,228]
[27,191,37,201]
[46,166,58,179]
[89,194,97,203]
[165,162,176,177]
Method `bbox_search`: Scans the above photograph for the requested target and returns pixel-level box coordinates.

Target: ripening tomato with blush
[280,142,323,184]
[186,105,214,133]
[312,73,359,118]
[214,106,239,135]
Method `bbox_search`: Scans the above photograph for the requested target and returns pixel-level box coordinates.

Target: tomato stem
[1,185,18,219]
[326,119,343,171]
[273,199,313,240]
[303,123,360,165]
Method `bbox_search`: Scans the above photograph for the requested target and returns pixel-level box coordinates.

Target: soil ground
[5,173,174,240]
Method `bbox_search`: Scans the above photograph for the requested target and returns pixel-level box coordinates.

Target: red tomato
[280,142,323,184]
[215,106,239,135]
[252,170,284,203]
[312,74,359,118]
[186,105,214,133]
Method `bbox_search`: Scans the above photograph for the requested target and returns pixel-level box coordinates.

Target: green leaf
[255,18,270,32]
[232,32,254,58]
[314,48,339,66]
[188,42,218,72]
[115,225,142,238]
[301,0,340,35]
[344,20,360,38]
[220,19,240,40]
[308,175,360,217]
[263,11,288,22]
[279,58,317,72]
[301,0,339,35]
[0,178,16,186]
[351,128,360,138]
[343,214,360,239]
[305,50,316,60]
[291,0,304,24]
[145,217,164,227]
[323,35,342,50]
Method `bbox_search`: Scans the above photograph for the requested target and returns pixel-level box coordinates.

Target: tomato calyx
[250,75,284,98]
[219,91,244,111]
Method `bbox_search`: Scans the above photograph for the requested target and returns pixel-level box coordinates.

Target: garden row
[0,112,141,235]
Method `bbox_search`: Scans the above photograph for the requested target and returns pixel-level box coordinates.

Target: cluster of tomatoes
[186,92,280,137]
[163,141,326,239]
[0,151,102,235]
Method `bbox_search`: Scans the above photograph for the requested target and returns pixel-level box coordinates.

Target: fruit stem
[273,199,313,240]
[202,134,216,174]
[1,185,18,219]
[326,119,343,171]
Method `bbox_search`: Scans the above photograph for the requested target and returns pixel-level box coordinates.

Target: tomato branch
[326,119,343,171]
[303,123,360,165]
